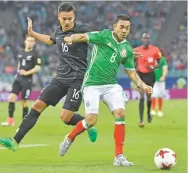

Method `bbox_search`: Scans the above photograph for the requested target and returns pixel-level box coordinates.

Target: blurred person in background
[1,35,41,126]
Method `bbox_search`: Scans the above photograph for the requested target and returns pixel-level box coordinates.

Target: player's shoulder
[150,45,160,51]
[75,23,91,33]
[134,45,142,51]
[53,25,62,34]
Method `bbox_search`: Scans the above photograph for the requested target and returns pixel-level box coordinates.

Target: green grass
[0,100,187,173]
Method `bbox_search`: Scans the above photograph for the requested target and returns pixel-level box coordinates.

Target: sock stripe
[115,121,125,125]
[81,119,89,129]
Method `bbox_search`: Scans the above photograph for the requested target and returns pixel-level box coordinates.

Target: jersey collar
[112,32,127,44]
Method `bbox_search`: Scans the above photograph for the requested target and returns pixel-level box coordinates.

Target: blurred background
[0,1,187,100]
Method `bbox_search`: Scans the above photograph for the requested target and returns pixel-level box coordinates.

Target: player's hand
[160,76,165,82]
[143,85,153,95]
[27,17,33,35]
[19,70,28,76]
[133,49,143,59]
[64,36,73,45]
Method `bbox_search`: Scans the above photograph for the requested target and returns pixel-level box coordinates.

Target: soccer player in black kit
[1,35,41,126]
[0,2,97,151]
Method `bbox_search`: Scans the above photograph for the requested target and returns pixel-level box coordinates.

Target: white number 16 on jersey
[61,43,69,52]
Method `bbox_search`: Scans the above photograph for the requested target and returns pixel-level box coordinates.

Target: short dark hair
[58,2,75,13]
[115,14,130,23]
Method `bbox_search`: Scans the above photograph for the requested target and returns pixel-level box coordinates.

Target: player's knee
[60,110,73,124]
[32,100,47,113]
[9,93,17,102]
[114,109,125,119]
[22,100,28,107]
[85,114,97,127]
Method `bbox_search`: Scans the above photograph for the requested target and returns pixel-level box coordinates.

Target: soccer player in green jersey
[151,56,168,117]
[59,14,152,166]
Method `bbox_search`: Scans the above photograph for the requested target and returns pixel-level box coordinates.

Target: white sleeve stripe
[162,65,168,68]
[125,68,135,70]
[85,33,89,43]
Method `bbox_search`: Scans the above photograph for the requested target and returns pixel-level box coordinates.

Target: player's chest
[55,32,85,53]
[141,50,156,62]
[18,53,34,65]
[106,42,130,61]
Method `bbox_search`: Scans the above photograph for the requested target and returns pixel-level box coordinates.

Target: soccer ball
[154,148,177,170]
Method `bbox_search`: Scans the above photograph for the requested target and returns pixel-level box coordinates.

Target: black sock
[8,102,15,118]
[65,113,84,126]
[147,100,152,117]
[22,107,29,119]
[139,98,144,122]
[14,108,40,144]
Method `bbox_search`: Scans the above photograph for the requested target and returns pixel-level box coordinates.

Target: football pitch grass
[0,100,186,173]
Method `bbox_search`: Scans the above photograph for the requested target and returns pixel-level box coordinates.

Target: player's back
[83,29,134,86]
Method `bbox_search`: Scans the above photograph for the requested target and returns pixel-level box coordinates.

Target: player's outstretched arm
[64,34,88,45]
[27,17,53,46]
[125,69,152,94]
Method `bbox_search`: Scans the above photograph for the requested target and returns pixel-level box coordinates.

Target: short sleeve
[155,47,162,60]
[50,30,56,44]
[123,48,135,70]
[162,57,168,67]
[86,30,107,44]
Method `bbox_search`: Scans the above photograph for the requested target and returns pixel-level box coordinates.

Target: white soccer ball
[154,148,177,170]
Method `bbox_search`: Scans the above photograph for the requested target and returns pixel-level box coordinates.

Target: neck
[143,45,149,49]
[113,32,124,43]
[25,48,33,52]
[62,23,75,32]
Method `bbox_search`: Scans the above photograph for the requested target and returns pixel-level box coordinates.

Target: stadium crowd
[0,1,187,89]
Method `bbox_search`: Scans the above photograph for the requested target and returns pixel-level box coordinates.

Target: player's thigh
[83,86,101,115]
[39,79,68,106]
[11,80,22,96]
[152,82,165,98]
[21,81,32,100]
[102,84,127,112]
[63,80,83,112]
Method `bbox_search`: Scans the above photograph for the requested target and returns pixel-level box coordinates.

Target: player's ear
[113,23,116,30]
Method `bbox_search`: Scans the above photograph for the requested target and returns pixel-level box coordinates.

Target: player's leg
[102,84,133,166]
[59,86,100,156]
[143,72,155,123]
[151,82,158,116]
[138,89,145,126]
[137,72,145,126]
[1,80,21,126]
[21,82,32,119]
[21,100,29,119]
[157,82,165,117]
[0,79,64,151]
[61,80,97,142]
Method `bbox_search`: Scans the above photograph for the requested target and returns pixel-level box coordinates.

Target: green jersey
[83,29,135,86]
[154,56,168,81]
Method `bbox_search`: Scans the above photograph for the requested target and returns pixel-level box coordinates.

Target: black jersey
[50,23,90,83]
[16,49,41,82]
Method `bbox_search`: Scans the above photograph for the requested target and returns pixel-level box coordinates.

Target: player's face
[142,36,150,47]
[113,20,130,41]
[25,36,35,49]
[58,11,75,31]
